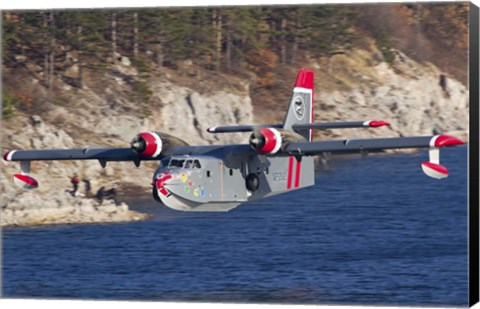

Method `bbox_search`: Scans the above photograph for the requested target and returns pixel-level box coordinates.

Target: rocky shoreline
[1,191,152,228]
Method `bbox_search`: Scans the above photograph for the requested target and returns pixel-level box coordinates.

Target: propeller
[130,135,147,153]
[249,130,266,150]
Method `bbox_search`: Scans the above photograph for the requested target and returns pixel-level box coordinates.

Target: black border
[469,1,480,307]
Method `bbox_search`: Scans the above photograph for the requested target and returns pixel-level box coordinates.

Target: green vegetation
[2,88,18,119]
[376,34,396,64]
[2,3,468,91]
[131,58,151,75]
[130,80,152,103]
[2,6,357,88]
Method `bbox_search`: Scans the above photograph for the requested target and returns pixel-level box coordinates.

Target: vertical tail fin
[283,69,314,141]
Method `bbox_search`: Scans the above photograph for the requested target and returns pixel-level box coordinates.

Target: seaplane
[3,69,465,211]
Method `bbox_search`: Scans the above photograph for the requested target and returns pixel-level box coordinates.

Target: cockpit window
[160,158,170,167]
[167,158,202,169]
[169,159,185,168]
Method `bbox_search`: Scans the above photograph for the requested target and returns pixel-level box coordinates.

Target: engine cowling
[249,128,306,154]
[249,128,282,154]
[130,131,190,158]
[130,132,163,158]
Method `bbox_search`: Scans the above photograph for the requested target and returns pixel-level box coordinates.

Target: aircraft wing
[282,135,458,155]
[282,135,464,179]
[3,131,195,166]
[4,148,145,162]
[3,130,198,189]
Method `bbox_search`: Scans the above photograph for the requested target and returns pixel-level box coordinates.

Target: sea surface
[2,147,468,306]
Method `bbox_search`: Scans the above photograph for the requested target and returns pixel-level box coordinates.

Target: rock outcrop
[2,193,151,227]
[314,51,468,142]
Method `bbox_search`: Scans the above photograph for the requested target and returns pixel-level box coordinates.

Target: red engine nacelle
[130,131,163,158]
[249,128,283,154]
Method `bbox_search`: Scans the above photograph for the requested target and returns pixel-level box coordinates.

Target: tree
[111,12,117,64]
[133,12,139,60]
[48,11,55,90]
[212,8,222,71]
[223,7,265,71]
[297,6,356,58]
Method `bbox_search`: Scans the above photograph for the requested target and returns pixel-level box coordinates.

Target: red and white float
[421,135,465,179]
[13,174,39,189]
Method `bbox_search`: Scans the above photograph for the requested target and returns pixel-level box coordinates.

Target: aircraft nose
[154,172,176,199]
[154,172,173,188]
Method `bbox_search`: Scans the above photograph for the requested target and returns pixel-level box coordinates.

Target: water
[2,147,468,306]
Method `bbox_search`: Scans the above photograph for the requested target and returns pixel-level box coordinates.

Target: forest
[2,3,469,112]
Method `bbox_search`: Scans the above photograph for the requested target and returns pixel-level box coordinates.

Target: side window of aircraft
[193,160,201,168]
[229,169,233,176]
[207,171,211,178]
[185,160,193,169]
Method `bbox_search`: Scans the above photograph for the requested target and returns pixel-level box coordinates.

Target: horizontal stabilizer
[292,120,390,130]
[207,124,282,133]
[207,120,389,134]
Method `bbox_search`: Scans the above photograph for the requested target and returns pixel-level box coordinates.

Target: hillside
[1,3,469,226]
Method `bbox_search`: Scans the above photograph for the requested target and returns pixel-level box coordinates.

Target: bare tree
[133,12,139,59]
[280,17,287,65]
[43,12,49,88]
[291,19,299,65]
[212,9,222,71]
[225,15,232,71]
[48,11,55,90]
[77,25,84,89]
[111,12,117,64]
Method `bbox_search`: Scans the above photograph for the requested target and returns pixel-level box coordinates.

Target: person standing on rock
[96,186,105,205]
[83,178,92,198]
[70,174,80,196]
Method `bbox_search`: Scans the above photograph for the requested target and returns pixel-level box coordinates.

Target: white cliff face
[314,52,468,142]
[149,80,253,145]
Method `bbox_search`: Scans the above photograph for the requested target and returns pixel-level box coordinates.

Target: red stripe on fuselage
[295,159,301,188]
[310,87,314,142]
[287,156,294,189]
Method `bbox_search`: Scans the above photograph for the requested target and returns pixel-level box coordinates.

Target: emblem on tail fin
[283,69,315,141]
[293,96,305,120]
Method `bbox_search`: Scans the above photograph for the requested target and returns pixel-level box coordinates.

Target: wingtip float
[3,69,466,211]
[420,134,465,179]
[13,174,39,189]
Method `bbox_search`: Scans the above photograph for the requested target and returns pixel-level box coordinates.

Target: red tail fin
[294,69,314,90]
[283,69,315,141]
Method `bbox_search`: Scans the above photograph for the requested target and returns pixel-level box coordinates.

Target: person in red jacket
[70,174,79,196]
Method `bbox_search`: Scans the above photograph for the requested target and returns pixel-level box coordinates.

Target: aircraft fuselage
[153,153,315,212]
